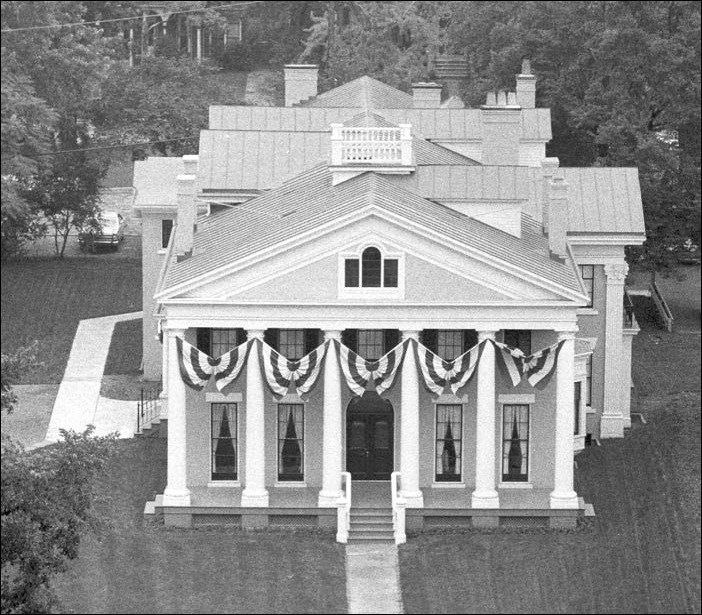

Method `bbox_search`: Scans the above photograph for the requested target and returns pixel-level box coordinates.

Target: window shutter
[463,329,478,352]
[304,329,321,354]
[196,328,211,354]
[421,329,438,353]
[341,329,358,353]
[263,328,279,350]
[383,329,400,354]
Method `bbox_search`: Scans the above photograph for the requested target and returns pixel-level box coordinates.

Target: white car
[78,211,126,252]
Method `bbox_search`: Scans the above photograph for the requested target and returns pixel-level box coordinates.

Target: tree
[1,428,116,614]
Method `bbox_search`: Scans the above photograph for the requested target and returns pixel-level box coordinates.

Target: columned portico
[318,330,343,507]
[550,331,579,508]
[472,330,500,509]
[400,330,424,507]
[162,327,190,506]
[601,263,628,438]
[241,329,269,507]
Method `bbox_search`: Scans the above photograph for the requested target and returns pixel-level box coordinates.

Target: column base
[549,491,580,509]
[600,412,624,438]
[162,487,191,507]
[241,489,269,507]
[318,490,343,507]
[471,490,500,509]
[400,490,424,508]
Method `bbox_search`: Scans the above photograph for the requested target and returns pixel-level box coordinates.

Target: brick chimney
[516,59,536,109]
[412,82,443,108]
[173,155,199,258]
[547,171,569,260]
[284,64,319,107]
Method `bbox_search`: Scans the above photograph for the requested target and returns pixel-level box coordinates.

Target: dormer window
[344,247,398,288]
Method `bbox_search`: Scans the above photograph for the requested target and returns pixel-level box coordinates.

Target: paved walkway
[346,543,404,614]
[43,311,142,444]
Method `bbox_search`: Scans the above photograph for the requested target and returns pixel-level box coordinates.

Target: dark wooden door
[346,403,394,480]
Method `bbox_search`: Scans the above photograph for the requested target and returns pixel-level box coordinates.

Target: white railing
[330,124,413,167]
[390,471,407,545]
[336,471,352,544]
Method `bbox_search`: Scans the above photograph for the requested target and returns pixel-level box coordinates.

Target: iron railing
[623,288,637,329]
[136,386,160,433]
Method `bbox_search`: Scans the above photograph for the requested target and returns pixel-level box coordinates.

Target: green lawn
[1,256,142,383]
[400,266,701,614]
[53,439,348,614]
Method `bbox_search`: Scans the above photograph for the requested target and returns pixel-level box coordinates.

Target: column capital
[401,330,420,341]
[324,330,343,342]
[557,330,577,342]
[163,325,185,336]
[604,262,628,283]
[246,329,265,340]
[477,330,498,342]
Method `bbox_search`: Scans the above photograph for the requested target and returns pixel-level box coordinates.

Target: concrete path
[44,311,142,443]
[346,543,404,614]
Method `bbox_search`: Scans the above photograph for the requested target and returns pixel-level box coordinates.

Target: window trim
[161,218,174,250]
[277,402,306,483]
[579,264,595,308]
[338,243,405,299]
[436,330,465,361]
[433,403,464,485]
[278,329,306,361]
[502,330,532,356]
[210,402,239,483]
[500,403,532,485]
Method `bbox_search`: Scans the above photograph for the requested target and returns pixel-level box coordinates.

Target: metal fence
[136,387,160,433]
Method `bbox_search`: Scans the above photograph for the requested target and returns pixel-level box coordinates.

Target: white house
[133,62,645,541]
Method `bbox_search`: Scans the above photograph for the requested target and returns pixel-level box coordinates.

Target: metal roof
[197,129,478,192]
[300,75,415,109]
[207,106,551,141]
[163,166,582,296]
[133,157,184,206]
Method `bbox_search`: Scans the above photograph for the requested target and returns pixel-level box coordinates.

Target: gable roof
[300,75,415,109]
[161,166,583,298]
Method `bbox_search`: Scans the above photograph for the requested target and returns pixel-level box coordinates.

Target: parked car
[79,211,126,252]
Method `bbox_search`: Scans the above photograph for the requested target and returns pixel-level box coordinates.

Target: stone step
[348,531,395,543]
[349,522,394,532]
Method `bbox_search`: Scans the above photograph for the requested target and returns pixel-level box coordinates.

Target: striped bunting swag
[415,340,484,396]
[176,337,250,391]
[491,340,525,387]
[522,340,565,386]
[260,340,328,398]
[337,339,408,396]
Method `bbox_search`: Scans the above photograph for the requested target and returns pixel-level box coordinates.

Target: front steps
[348,508,395,543]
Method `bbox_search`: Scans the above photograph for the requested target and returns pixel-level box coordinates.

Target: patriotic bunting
[415,340,484,396]
[337,339,408,396]
[176,337,250,391]
[260,340,328,398]
[492,340,525,387]
[522,340,565,386]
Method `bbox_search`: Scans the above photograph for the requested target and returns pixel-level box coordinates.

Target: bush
[216,41,255,71]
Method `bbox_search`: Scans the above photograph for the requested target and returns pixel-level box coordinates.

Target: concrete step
[350,522,393,532]
[348,531,395,543]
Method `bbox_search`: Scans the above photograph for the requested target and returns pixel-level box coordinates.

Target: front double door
[346,395,394,480]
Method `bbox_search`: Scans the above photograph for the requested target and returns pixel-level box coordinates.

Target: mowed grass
[54,438,348,614]
[400,265,701,614]
[1,257,141,383]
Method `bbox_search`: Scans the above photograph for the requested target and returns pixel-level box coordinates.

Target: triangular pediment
[170,211,583,305]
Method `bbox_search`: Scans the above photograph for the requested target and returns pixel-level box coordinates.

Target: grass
[399,265,701,614]
[53,438,348,614]
[1,256,141,383]
[104,319,143,376]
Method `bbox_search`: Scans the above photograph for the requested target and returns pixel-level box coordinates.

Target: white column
[400,331,424,507]
[550,331,580,508]
[601,263,628,438]
[319,331,343,507]
[159,326,168,414]
[196,27,202,62]
[472,331,499,508]
[163,327,191,506]
[241,330,269,507]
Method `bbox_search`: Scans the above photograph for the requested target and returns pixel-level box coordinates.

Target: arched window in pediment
[344,246,399,288]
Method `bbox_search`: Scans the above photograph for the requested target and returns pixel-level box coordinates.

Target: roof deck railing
[330,124,413,166]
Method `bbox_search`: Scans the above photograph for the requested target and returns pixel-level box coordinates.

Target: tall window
[585,356,593,407]
[435,404,462,482]
[278,404,304,481]
[161,219,174,249]
[437,330,464,360]
[211,329,242,357]
[580,265,595,307]
[357,330,385,360]
[574,381,582,435]
[504,330,532,355]
[344,247,399,288]
[278,329,305,359]
[502,404,529,482]
[211,403,237,480]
